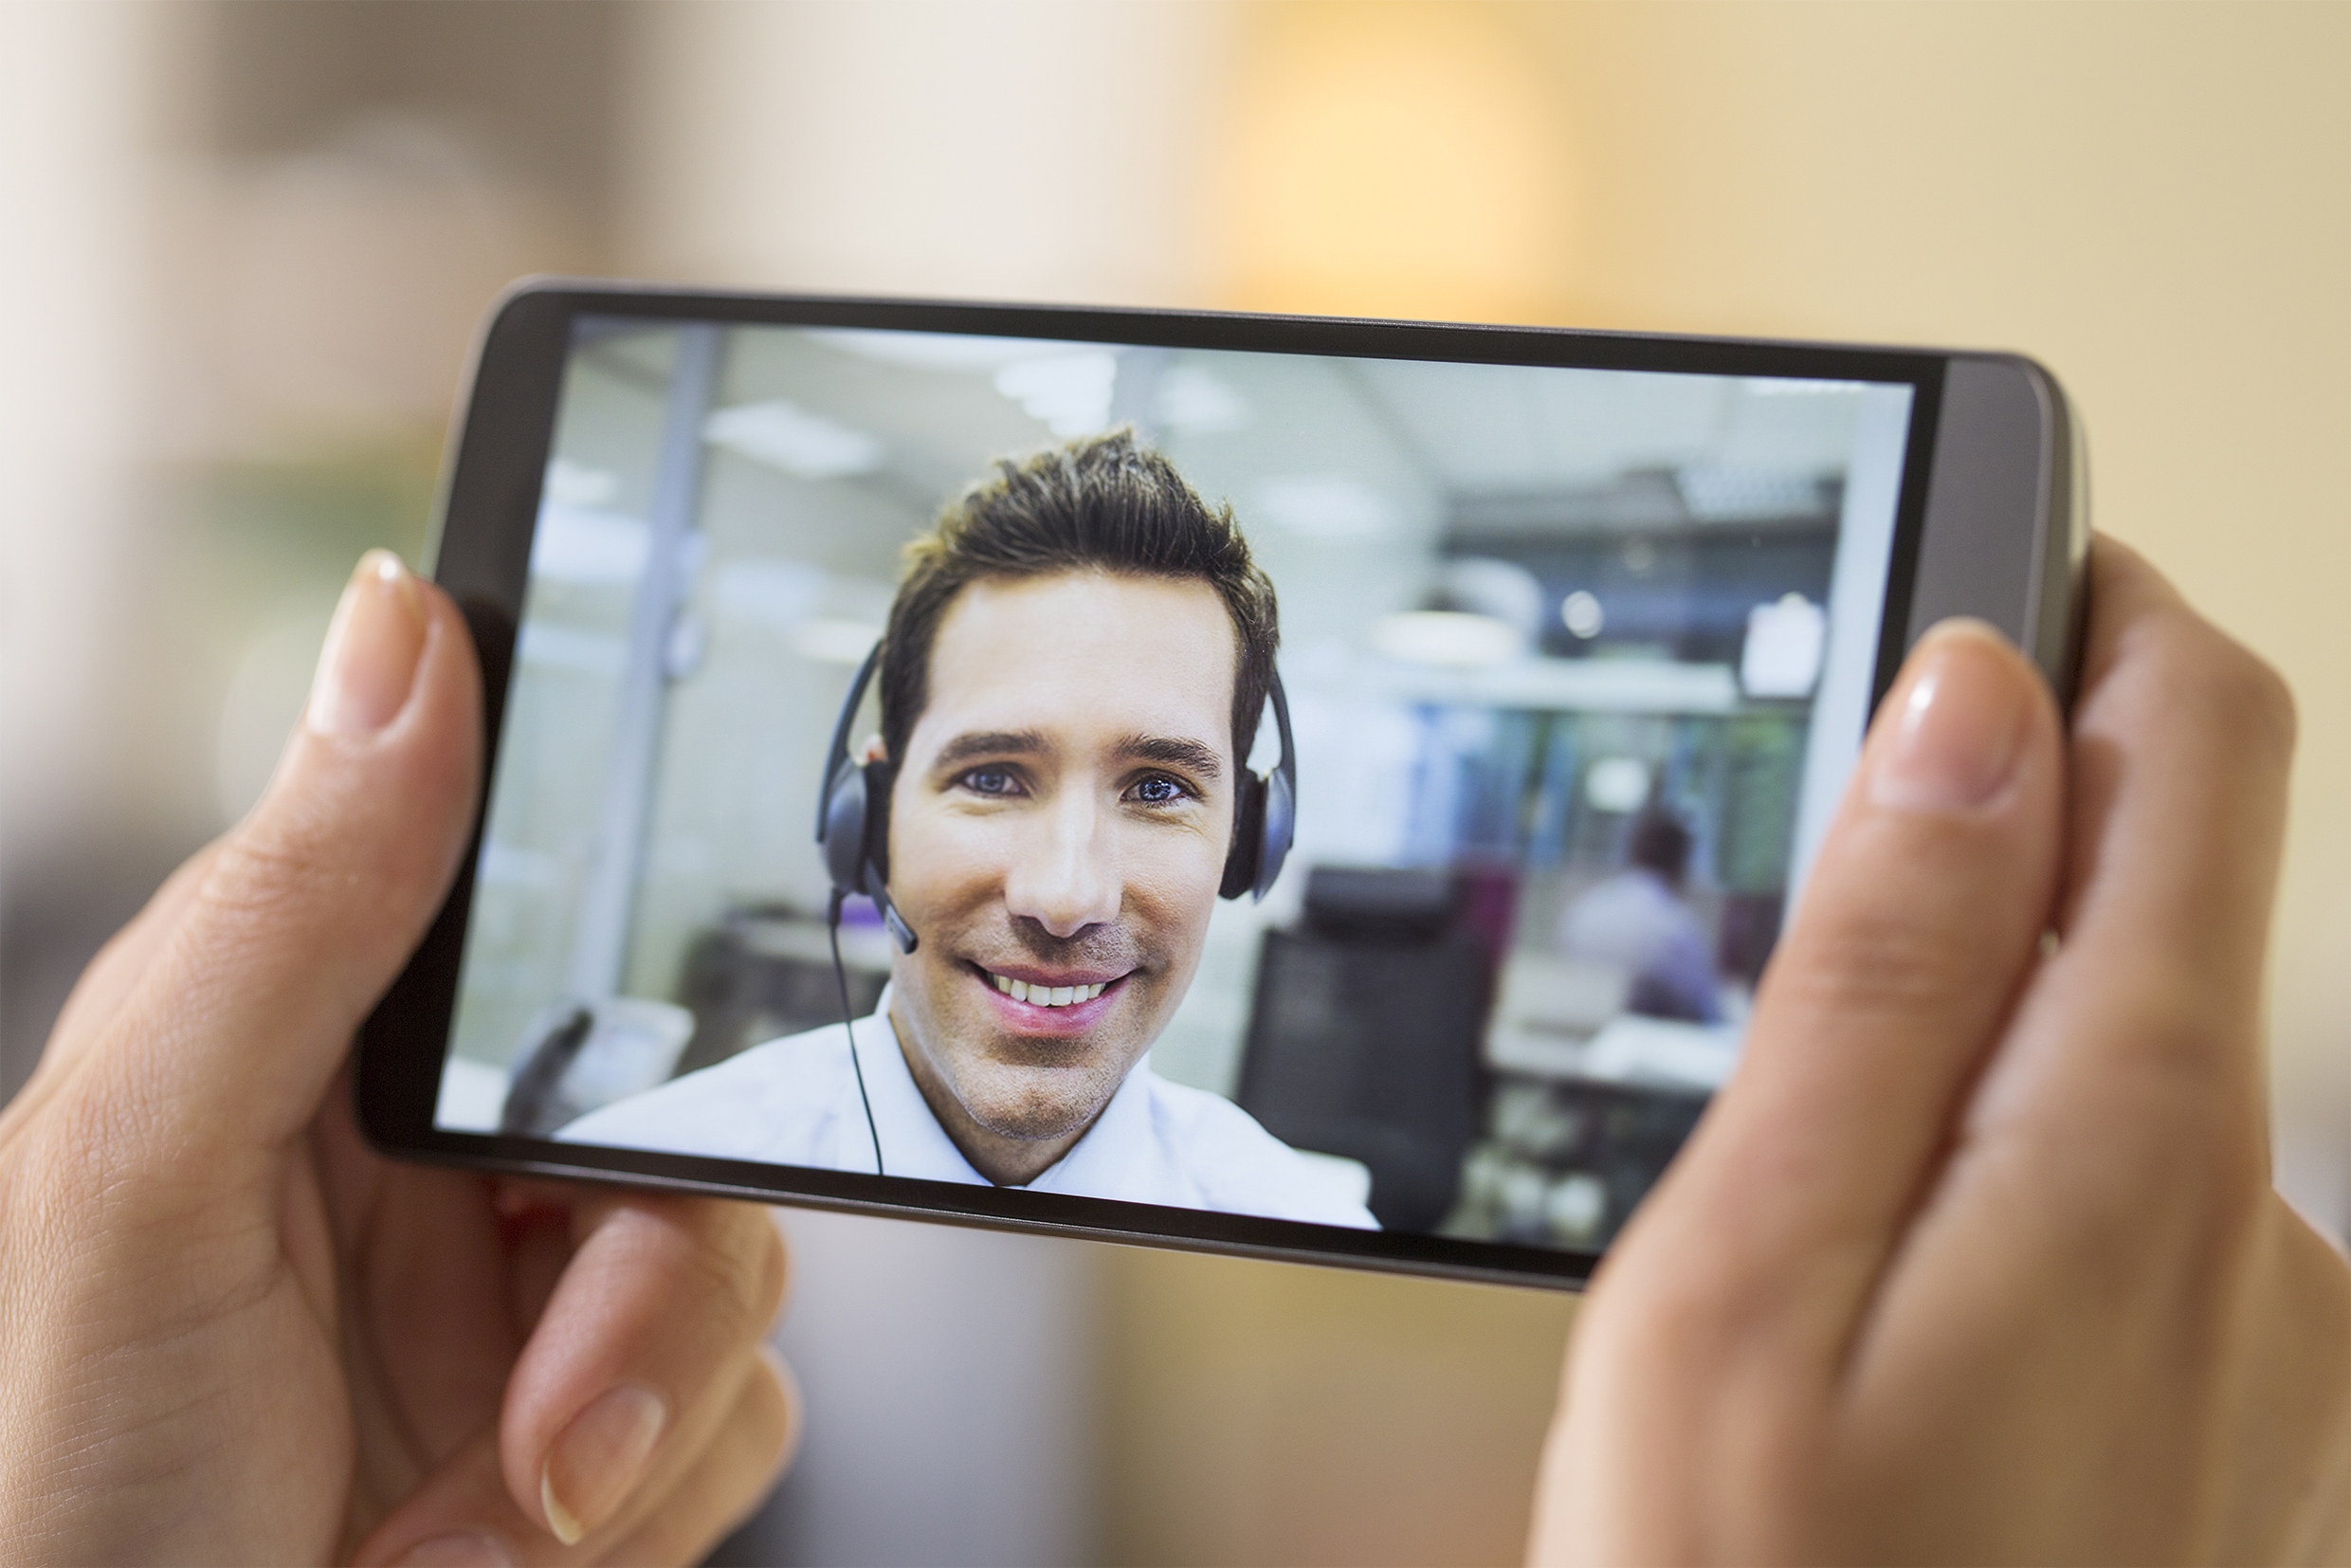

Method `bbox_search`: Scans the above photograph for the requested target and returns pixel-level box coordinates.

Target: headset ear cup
[822,759,868,895]
[1220,773,1267,901]
[862,760,895,885]
[1255,763,1294,901]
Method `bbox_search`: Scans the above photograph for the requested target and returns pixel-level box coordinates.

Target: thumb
[98,551,482,1154]
[1608,619,2065,1346]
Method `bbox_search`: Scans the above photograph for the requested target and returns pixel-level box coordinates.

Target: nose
[1000,785,1121,939]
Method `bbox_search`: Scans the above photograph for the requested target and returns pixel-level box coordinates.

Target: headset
[813,639,1299,1174]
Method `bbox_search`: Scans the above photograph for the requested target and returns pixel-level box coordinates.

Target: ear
[856,733,888,765]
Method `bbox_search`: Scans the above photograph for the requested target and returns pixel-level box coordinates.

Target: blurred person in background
[1557,804,1722,1024]
[0,521,2342,1563]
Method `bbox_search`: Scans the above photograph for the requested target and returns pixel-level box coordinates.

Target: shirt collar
[856,984,1162,1194]
[847,983,988,1185]
[1030,1052,1165,1197]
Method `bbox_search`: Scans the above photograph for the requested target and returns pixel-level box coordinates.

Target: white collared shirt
[556,987,1378,1230]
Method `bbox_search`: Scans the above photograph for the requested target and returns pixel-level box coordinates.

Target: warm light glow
[1212,2,1581,322]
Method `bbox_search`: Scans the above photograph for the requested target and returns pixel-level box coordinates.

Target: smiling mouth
[977,967,1119,1008]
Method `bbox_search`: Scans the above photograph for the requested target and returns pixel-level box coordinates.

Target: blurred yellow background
[1,5,2341,1564]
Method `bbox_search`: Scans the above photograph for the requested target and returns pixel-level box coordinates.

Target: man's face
[884,569,1238,1163]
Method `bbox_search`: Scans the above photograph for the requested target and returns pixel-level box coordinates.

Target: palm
[103,1082,529,1563]
[4,566,791,1564]
[308,1088,538,1558]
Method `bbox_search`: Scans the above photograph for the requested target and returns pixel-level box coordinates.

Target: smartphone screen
[429,314,1916,1261]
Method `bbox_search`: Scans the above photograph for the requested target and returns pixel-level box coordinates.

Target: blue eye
[1131,775,1188,805]
[961,767,1020,796]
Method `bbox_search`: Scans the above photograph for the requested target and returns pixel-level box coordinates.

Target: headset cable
[828,888,885,1177]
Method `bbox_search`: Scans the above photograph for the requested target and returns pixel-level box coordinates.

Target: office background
[0,4,2342,1564]
[450,320,1898,1252]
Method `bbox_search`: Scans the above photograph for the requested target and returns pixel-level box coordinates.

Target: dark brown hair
[879,428,1279,771]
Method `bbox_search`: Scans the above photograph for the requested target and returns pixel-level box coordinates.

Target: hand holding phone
[0,555,793,1564]
[1533,541,2351,1563]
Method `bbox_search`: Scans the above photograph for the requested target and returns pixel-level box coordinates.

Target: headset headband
[815,641,885,843]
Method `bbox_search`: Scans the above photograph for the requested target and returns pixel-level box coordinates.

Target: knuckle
[199,818,337,927]
[2138,610,2298,764]
[2026,987,2269,1254]
[2215,646,2297,759]
[655,1199,783,1339]
[1771,909,1982,1021]
[1595,1215,1786,1364]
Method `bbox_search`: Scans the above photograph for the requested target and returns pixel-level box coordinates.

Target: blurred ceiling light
[1433,556,1546,642]
[1584,757,1651,814]
[711,557,827,630]
[994,352,1119,437]
[1676,466,1829,522]
[530,503,649,585]
[790,618,884,665]
[1741,377,1867,397]
[1371,610,1524,668]
[1561,590,1606,639]
[1248,474,1400,538]
[1155,363,1250,431]
[809,328,1075,371]
[545,458,618,506]
[1215,3,1579,320]
[704,399,883,478]
[517,623,627,678]
[1740,592,1828,698]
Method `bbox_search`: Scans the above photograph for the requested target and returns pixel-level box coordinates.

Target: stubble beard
[898,917,1169,1146]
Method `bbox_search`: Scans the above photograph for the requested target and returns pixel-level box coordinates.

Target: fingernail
[1868,620,2031,813]
[390,1533,515,1567]
[306,550,427,736]
[540,1383,667,1545]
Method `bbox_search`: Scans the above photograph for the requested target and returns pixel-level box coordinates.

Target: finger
[1829,544,2307,1535]
[2015,538,2293,1109]
[351,1353,794,1568]
[1618,620,2065,1343]
[500,1196,788,1545]
[1884,540,2296,1285]
[87,551,482,1154]
[592,1351,798,1567]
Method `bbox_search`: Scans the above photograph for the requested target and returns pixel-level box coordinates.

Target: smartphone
[358,282,2085,1290]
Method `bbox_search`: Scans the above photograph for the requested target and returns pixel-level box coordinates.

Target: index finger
[1596,618,2067,1358]
[1959,538,2293,1161]
[503,1193,789,1544]
[2053,538,2290,1064]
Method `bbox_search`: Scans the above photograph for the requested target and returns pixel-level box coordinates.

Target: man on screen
[559,431,1376,1229]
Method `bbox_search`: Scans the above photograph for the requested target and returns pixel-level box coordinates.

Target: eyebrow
[930,730,1049,772]
[1114,733,1224,781]
[927,729,1224,782]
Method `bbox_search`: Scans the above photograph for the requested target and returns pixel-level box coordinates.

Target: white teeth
[987,973,1112,1007]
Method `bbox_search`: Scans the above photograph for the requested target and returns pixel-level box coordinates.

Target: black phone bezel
[359,281,1986,1292]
